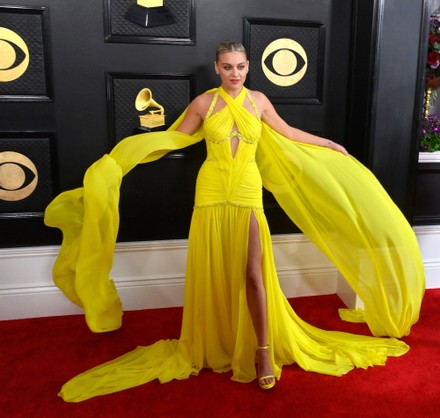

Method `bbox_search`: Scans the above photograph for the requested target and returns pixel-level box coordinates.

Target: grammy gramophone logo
[135,88,166,129]
[125,0,175,28]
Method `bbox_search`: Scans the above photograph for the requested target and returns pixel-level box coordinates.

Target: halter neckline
[218,86,247,101]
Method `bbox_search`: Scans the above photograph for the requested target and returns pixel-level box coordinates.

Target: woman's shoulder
[190,90,217,110]
[247,89,271,114]
[247,89,270,107]
[183,91,216,120]
[247,89,268,102]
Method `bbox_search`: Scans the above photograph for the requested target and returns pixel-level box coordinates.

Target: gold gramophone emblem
[135,88,166,128]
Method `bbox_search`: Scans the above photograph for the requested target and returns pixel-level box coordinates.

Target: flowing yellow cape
[44,93,425,337]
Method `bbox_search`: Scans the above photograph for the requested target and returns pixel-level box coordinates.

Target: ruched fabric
[45,87,425,402]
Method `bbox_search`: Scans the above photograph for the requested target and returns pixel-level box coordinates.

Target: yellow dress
[44,87,425,402]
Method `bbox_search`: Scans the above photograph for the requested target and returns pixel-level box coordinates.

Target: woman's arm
[254,91,349,156]
[174,93,212,135]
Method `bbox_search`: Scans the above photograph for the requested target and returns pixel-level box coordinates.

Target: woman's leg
[246,212,275,387]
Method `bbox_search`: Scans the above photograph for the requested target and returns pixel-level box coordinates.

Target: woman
[175,40,348,390]
[45,41,425,402]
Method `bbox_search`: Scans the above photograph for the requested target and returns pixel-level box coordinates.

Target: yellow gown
[44,87,425,402]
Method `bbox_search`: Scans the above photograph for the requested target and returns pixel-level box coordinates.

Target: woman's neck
[220,85,244,98]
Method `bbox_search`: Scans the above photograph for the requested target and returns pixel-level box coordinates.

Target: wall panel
[0,0,431,249]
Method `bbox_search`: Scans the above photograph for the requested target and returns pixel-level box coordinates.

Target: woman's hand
[325,140,349,156]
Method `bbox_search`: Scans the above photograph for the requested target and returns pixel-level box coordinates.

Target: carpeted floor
[1,290,439,417]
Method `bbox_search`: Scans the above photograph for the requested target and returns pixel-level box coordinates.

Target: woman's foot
[256,345,275,390]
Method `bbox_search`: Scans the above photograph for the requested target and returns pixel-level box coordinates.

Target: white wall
[1,226,439,321]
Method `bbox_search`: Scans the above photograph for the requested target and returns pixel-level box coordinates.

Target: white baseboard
[413,225,440,289]
[1,225,439,321]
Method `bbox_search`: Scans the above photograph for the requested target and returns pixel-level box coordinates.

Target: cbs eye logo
[0,27,30,82]
[261,38,308,87]
[0,152,38,201]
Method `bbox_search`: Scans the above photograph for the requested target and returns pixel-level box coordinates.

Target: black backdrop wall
[0,0,429,247]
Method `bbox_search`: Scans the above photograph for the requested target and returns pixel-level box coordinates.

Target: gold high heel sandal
[256,345,276,390]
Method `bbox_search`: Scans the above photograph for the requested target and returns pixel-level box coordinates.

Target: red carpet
[1,290,439,417]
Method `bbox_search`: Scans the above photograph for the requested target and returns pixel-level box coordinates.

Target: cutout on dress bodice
[205,91,260,159]
[230,125,240,159]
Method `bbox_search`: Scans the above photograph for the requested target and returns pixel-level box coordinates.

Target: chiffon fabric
[44,87,425,402]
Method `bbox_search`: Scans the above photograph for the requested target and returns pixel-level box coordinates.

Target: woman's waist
[194,186,263,209]
[197,161,262,184]
[194,167,263,208]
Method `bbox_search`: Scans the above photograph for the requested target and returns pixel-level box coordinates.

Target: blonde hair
[215,40,247,62]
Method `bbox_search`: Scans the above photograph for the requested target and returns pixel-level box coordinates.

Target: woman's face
[215,51,249,94]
